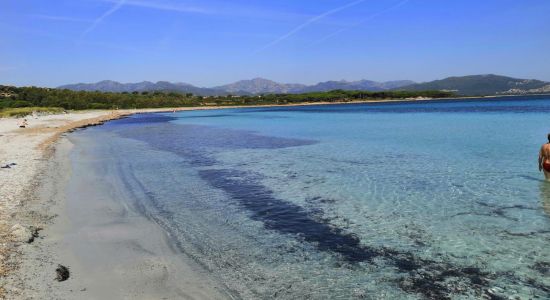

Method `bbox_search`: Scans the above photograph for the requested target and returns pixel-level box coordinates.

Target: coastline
[0,94,548,298]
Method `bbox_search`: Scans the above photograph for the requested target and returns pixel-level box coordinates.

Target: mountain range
[58,75,550,96]
[59,78,416,96]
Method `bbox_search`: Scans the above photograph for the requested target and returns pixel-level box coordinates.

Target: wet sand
[0,110,133,298]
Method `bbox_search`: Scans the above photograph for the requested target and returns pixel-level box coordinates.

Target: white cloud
[255,0,367,53]
[81,0,127,37]
[313,0,410,45]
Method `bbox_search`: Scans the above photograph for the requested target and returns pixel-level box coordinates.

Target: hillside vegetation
[399,74,548,96]
[0,107,64,118]
[0,85,454,111]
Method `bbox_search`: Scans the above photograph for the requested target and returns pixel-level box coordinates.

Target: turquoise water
[72,96,550,299]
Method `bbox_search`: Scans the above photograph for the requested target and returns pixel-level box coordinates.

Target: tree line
[0,85,456,110]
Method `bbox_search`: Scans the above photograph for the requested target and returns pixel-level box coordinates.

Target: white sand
[0,111,113,213]
[0,111,128,297]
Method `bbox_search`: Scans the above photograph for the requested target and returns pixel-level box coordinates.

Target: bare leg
[544,170,550,181]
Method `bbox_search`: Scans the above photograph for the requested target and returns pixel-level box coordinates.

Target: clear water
[71,96,550,299]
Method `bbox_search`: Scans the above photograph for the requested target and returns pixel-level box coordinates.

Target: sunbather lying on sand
[18,119,28,128]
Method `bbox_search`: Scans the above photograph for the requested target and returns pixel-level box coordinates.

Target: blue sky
[1,0,549,87]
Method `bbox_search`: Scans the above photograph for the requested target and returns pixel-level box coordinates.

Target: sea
[68,96,550,299]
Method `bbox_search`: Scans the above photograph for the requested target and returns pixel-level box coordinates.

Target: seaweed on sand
[55,265,70,282]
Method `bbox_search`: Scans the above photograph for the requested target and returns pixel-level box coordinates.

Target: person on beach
[539,134,550,180]
[18,119,28,128]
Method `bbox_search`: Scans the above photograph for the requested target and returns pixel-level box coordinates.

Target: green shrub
[0,107,65,118]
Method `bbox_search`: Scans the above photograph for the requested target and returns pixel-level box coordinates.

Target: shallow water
[72,96,550,299]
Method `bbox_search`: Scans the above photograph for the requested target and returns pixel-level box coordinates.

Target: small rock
[352,288,366,298]
[10,224,34,243]
[1,162,16,168]
[56,264,70,282]
[485,287,508,300]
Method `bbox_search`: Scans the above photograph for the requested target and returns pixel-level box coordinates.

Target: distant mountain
[398,74,549,96]
[58,80,223,96]
[58,75,550,96]
[214,78,306,94]
[302,80,415,93]
[59,78,415,95]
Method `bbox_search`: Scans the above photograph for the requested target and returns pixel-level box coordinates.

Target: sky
[1,0,549,87]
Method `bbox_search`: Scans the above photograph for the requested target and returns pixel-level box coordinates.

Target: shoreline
[0,94,548,298]
[0,110,153,298]
[0,109,236,298]
[112,92,550,111]
[12,137,231,299]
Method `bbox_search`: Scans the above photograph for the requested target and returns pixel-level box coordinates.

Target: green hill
[399,74,549,96]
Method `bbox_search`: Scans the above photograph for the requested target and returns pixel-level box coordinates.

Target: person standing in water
[539,134,550,180]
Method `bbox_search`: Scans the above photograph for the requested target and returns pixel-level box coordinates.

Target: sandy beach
[0,110,125,297]
[0,106,266,299]
[0,103,352,298]
[0,103,356,298]
[0,102,418,299]
[0,109,227,299]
